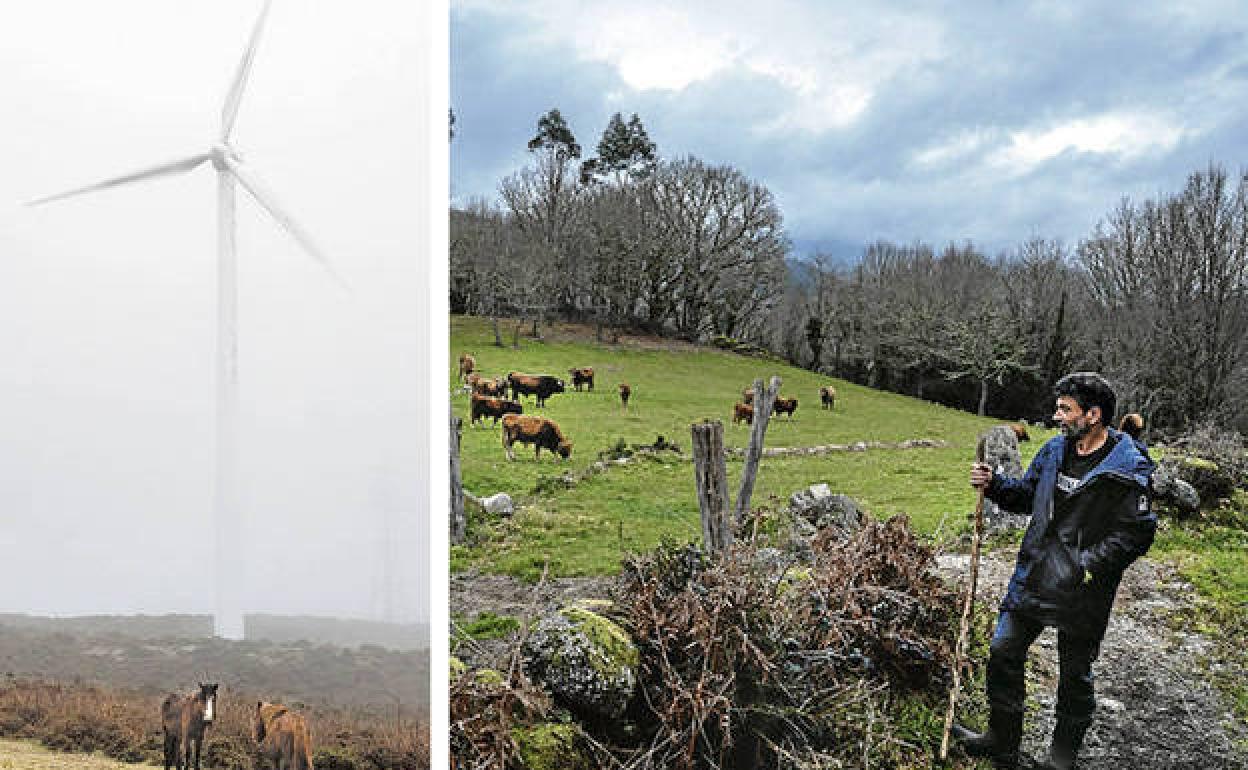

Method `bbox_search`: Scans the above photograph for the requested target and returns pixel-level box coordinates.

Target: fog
[0,1,433,625]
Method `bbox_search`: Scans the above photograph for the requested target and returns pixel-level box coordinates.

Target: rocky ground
[452,550,1248,769]
[937,549,1248,769]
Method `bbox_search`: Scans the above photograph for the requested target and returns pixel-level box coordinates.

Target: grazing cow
[254,701,314,770]
[568,367,595,392]
[501,414,572,460]
[1119,413,1145,440]
[742,387,755,405]
[619,382,631,410]
[471,394,523,426]
[161,682,218,770]
[733,402,754,425]
[507,372,566,407]
[820,385,836,410]
[472,376,507,397]
[773,397,799,419]
[457,353,476,382]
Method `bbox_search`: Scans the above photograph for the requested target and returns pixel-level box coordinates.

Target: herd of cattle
[457,352,839,462]
[161,682,312,770]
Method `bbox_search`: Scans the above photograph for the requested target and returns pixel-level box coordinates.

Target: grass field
[450,315,1053,579]
[0,739,133,770]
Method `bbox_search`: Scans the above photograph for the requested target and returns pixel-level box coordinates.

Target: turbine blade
[222,157,348,289]
[27,153,212,206]
[220,0,273,141]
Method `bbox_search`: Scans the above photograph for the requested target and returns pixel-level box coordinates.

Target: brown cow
[568,367,595,391]
[457,353,476,381]
[1009,422,1031,442]
[820,385,836,410]
[733,402,754,425]
[619,382,631,410]
[501,414,572,460]
[1119,413,1145,440]
[471,394,523,426]
[472,376,507,397]
[773,397,798,419]
[161,682,218,770]
[742,387,755,405]
[254,701,314,770]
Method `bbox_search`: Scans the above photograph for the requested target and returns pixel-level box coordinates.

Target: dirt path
[0,739,133,770]
[938,549,1248,769]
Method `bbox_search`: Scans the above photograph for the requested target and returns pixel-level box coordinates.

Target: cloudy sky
[0,1,434,625]
[451,0,1248,259]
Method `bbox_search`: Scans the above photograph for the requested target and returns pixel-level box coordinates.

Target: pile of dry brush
[451,514,962,769]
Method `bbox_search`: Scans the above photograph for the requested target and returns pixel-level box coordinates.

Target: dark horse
[161,682,218,770]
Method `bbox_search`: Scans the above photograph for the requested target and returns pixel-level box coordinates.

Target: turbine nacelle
[210,144,243,172]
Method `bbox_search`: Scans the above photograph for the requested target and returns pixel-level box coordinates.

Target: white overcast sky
[451,0,1248,259]
[0,1,437,623]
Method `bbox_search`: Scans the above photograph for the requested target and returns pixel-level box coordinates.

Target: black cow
[507,372,566,408]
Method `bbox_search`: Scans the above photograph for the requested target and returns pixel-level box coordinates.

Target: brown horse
[254,701,315,770]
[161,682,218,770]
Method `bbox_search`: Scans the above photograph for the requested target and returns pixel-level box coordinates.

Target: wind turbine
[28,0,343,640]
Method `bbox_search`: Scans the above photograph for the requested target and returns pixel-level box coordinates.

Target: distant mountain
[247,614,428,651]
[0,613,427,652]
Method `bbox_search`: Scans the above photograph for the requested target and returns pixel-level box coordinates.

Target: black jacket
[987,429,1156,639]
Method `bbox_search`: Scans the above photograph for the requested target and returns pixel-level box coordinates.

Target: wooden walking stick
[939,433,989,761]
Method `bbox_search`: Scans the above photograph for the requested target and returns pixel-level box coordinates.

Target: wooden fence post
[734,375,780,523]
[450,404,466,544]
[691,420,732,557]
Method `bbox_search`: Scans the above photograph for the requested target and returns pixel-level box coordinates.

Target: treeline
[450,109,1248,434]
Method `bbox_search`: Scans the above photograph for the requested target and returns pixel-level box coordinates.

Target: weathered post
[691,419,732,557]
[450,404,466,544]
[734,376,780,523]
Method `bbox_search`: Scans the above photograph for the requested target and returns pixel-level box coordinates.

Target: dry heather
[0,678,428,770]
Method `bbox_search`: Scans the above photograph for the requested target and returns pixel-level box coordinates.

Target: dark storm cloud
[452,1,1248,258]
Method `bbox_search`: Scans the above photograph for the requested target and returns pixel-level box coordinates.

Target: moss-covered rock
[777,565,814,598]
[474,668,505,686]
[449,655,467,684]
[1175,455,1235,505]
[510,723,594,770]
[522,604,638,720]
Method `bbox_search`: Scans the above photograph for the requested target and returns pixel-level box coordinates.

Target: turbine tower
[28,0,342,639]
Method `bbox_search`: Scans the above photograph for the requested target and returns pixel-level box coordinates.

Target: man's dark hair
[1054,372,1116,425]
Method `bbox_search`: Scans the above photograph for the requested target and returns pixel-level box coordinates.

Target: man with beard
[953,372,1156,769]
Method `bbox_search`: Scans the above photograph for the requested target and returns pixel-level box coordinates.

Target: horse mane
[258,702,290,723]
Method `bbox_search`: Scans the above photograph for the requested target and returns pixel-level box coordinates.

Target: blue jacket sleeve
[1080,485,1157,577]
[985,443,1046,513]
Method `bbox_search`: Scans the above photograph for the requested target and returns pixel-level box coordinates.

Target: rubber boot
[951,708,1023,768]
[1036,718,1091,770]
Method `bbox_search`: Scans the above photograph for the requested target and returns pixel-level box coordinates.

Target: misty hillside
[0,618,428,710]
[0,613,427,651]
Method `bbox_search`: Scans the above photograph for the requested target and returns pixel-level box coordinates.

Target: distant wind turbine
[28,0,343,640]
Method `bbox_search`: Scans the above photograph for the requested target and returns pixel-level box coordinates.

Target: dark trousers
[987,611,1100,723]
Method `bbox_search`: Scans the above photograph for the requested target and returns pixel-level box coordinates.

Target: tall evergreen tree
[582,112,657,184]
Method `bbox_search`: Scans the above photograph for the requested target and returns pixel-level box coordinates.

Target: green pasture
[450,315,1053,579]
